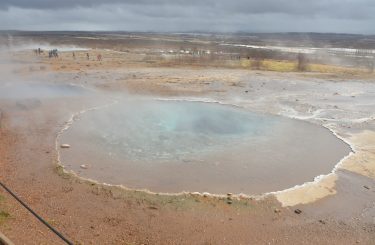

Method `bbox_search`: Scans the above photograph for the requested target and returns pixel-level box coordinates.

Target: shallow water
[59,99,351,194]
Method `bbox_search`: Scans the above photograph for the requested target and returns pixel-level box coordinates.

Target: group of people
[76,52,102,61]
[73,52,102,61]
[48,49,59,58]
[33,48,103,61]
[83,52,102,61]
[33,48,43,55]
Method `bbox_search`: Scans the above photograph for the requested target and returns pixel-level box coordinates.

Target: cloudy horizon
[0,0,374,34]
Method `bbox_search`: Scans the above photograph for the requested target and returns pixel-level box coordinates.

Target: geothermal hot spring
[59,99,351,195]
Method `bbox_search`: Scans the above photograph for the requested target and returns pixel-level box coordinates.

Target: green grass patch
[0,210,10,224]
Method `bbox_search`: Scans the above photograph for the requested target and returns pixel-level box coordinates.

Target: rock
[319,220,326,224]
[274,209,281,214]
[294,209,302,214]
[80,164,89,169]
[227,193,233,197]
[227,200,233,205]
[60,144,71,149]
[238,193,247,199]
[363,185,370,190]
[202,192,210,197]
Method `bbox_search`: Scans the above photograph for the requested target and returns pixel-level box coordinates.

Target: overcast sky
[0,0,374,34]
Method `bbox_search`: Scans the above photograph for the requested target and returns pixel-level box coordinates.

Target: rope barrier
[0,181,73,245]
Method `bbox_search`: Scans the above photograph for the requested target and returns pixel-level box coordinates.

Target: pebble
[80,164,89,169]
[274,209,281,214]
[202,192,210,197]
[238,193,247,199]
[363,185,370,190]
[227,200,233,205]
[319,220,326,224]
[294,209,302,214]
[60,144,71,149]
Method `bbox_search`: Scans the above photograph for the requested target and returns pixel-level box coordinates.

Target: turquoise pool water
[59,99,351,194]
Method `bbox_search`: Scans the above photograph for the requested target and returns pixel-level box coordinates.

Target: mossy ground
[0,194,9,224]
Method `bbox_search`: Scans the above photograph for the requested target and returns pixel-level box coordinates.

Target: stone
[60,144,71,149]
[274,209,281,214]
[227,200,233,205]
[363,186,370,190]
[319,220,326,224]
[202,192,210,197]
[294,209,302,214]
[80,164,89,169]
[238,193,247,199]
